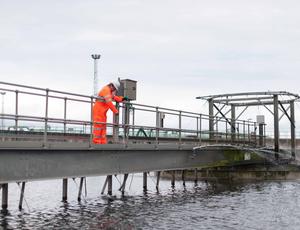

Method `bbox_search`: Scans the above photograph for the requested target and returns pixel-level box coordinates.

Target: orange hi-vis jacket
[93,85,123,144]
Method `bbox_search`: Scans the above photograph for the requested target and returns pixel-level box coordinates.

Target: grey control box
[119,79,137,101]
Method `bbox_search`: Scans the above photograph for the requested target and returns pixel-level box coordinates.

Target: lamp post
[0,91,6,130]
[91,54,101,96]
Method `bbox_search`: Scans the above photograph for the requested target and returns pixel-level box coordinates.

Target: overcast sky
[1,0,300,132]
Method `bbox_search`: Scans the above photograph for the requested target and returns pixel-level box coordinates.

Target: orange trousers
[93,115,107,144]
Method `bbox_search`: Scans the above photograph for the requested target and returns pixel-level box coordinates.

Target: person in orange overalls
[93,81,128,144]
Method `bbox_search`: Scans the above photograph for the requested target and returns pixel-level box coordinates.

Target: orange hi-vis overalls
[93,85,123,144]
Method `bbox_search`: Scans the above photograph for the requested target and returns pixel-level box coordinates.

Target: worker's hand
[123,96,129,101]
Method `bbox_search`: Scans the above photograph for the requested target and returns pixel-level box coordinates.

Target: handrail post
[43,89,49,147]
[89,96,94,148]
[15,90,19,132]
[199,114,202,145]
[243,120,246,146]
[179,111,182,147]
[155,107,159,147]
[63,97,67,134]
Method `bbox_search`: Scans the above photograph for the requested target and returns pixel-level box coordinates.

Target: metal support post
[199,114,202,145]
[182,170,186,187]
[1,183,8,212]
[290,101,296,159]
[78,177,84,201]
[179,111,182,147]
[107,175,113,195]
[123,103,130,144]
[119,174,129,194]
[64,98,67,134]
[209,99,214,140]
[90,97,94,147]
[143,172,147,191]
[101,176,108,195]
[171,171,175,188]
[274,95,280,158]
[15,90,19,131]
[194,168,198,185]
[62,178,68,202]
[259,123,265,147]
[231,105,236,143]
[18,182,26,210]
[43,89,49,147]
[155,107,159,146]
[113,103,120,143]
[156,171,161,191]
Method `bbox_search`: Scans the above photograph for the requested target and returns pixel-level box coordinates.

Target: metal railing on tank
[0,81,259,148]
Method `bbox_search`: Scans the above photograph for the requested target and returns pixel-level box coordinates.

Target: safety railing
[0,81,260,148]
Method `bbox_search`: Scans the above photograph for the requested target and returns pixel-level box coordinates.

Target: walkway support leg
[274,95,279,159]
[171,171,175,188]
[194,169,198,185]
[101,176,108,195]
[182,170,186,187]
[156,171,161,191]
[18,182,26,210]
[78,177,84,201]
[290,101,296,159]
[107,175,112,196]
[1,183,8,212]
[119,174,129,194]
[62,178,68,202]
[143,172,147,192]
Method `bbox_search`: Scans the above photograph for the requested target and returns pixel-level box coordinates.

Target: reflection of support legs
[156,171,161,191]
[18,182,26,210]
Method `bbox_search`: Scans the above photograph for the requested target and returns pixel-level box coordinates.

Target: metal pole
[18,182,26,210]
[91,54,101,96]
[0,92,5,130]
[78,177,84,201]
[290,100,296,159]
[199,114,202,145]
[274,95,280,157]
[113,103,120,143]
[259,123,264,147]
[43,89,49,147]
[194,168,198,185]
[143,172,147,192]
[171,171,175,188]
[209,99,214,140]
[179,111,182,147]
[64,98,67,134]
[231,105,236,143]
[156,107,159,147]
[156,171,161,191]
[107,175,112,195]
[90,97,94,147]
[15,90,19,131]
[62,178,68,202]
[182,170,186,187]
[1,183,8,211]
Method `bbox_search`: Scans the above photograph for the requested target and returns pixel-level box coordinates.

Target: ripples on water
[1,175,300,230]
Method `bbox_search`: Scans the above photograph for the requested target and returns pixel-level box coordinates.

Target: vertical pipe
[113,103,120,143]
[156,171,161,191]
[143,172,147,192]
[43,89,49,147]
[290,100,296,159]
[62,178,68,202]
[18,182,26,210]
[64,98,67,134]
[171,171,175,188]
[15,90,19,131]
[2,183,8,211]
[78,177,84,201]
[231,105,236,143]
[91,54,101,96]
[274,95,279,158]
[209,99,214,140]
[107,175,112,195]
[90,97,94,147]
[179,111,182,146]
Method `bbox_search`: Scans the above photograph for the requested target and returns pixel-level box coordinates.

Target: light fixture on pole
[91,54,101,96]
